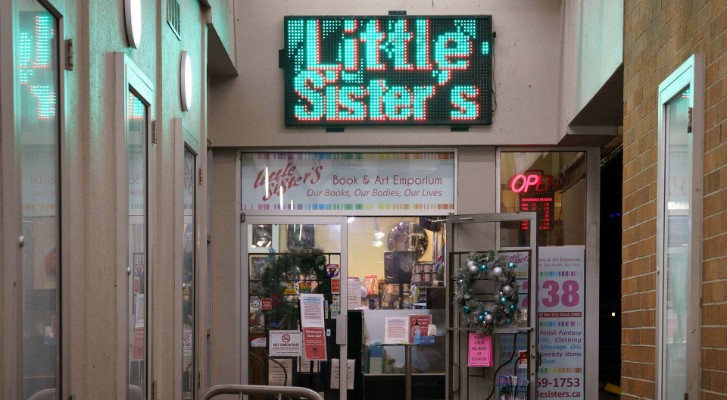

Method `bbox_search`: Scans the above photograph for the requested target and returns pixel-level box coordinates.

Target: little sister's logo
[253,162,324,201]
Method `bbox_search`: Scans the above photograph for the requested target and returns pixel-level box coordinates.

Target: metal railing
[199,384,323,400]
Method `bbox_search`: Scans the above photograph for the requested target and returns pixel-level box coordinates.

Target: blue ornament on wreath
[463,305,471,314]
[477,313,485,323]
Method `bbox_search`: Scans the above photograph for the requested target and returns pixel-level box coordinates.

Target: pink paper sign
[468,333,493,367]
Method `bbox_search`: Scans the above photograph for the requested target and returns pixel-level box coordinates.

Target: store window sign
[241,152,455,213]
[508,170,562,194]
[284,16,493,126]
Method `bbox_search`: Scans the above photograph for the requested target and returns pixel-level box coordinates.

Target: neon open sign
[508,171,562,194]
[283,16,493,126]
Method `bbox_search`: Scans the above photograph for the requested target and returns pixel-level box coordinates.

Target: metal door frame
[241,215,349,400]
[444,212,538,400]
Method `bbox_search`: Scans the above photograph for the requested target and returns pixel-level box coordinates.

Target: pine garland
[453,250,521,335]
[259,247,330,330]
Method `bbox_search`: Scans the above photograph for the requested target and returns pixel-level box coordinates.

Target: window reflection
[182,148,196,399]
[127,92,147,399]
[499,152,587,247]
[662,88,691,400]
[18,1,60,398]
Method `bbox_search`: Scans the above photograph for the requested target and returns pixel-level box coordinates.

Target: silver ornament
[492,266,503,277]
[502,285,512,294]
[484,314,494,323]
[468,264,479,274]
[467,260,475,268]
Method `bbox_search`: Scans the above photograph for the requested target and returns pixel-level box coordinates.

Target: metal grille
[167,0,180,39]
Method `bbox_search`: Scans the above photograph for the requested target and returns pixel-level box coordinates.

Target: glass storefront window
[182,147,196,399]
[499,152,587,247]
[247,223,342,395]
[349,217,447,399]
[17,1,61,398]
[127,92,147,399]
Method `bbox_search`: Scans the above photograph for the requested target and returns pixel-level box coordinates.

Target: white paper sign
[299,294,325,328]
[347,278,362,310]
[298,357,320,374]
[384,317,410,344]
[268,358,293,386]
[134,294,145,329]
[269,330,302,357]
[330,358,356,390]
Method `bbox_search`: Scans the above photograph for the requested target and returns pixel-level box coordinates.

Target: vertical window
[127,92,148,399]
[657,55,702,400]
[17,1,61,398]
[499,151,587,247]
[182,146,196,399]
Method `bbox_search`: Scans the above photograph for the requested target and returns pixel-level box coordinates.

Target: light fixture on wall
[180,51,193,111]
[253,225,272,248]
[372,218,384,247]
[123,0,142,48]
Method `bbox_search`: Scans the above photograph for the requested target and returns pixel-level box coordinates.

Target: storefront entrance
[231,149,597,399]
[241,212,539,400]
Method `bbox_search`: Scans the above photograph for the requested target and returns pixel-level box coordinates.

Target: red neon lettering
[509,172,561,194]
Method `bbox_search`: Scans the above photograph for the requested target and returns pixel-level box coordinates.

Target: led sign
[19,12,57,122]
[508,171,562,194]
[283,16,493,126]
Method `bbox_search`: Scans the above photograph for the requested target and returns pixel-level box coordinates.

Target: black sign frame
[282,15,493,127]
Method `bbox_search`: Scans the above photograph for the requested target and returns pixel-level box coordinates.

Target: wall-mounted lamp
[180,51,193,111]
[123,0,142,48]
[373,218,384,246]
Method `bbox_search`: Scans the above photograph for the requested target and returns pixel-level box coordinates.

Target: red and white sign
[331,278,340,294]
[302,327,327,361]
[269,330,302,357]
[409,314,432,343]
[300,294,327,360]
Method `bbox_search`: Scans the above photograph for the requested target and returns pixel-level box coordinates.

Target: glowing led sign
[283,16,493,126]
[19,12,57,121]
[508,171,562,194]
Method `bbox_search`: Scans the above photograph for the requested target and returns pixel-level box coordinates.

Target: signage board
[241,152,455,214]
[269,330,302,357]
[467,333,493,367]
[537,246,585,399]
[283,16,493,126]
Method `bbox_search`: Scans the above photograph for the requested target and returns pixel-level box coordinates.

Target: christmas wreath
[453,250,521,335]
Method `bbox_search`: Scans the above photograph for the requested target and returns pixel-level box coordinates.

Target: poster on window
[537,246,585,399]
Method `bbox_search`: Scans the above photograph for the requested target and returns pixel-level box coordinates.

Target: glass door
[445,213,538,400]
[243,216,348,399]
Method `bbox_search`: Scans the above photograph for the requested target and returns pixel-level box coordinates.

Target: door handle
[336,314,347,345]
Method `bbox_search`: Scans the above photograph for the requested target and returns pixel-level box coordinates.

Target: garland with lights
[453,251,521,335]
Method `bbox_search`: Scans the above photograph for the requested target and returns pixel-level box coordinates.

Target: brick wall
[622,0,726,399]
